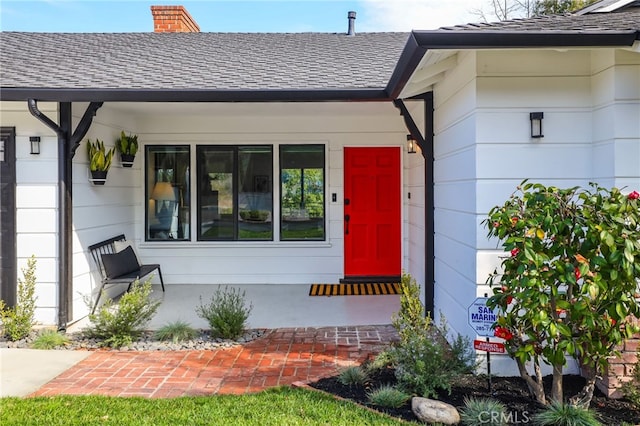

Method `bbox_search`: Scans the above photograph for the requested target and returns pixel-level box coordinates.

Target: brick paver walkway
[30,325,398,398]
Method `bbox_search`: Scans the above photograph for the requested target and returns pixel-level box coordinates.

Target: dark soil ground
[310,368,640,425]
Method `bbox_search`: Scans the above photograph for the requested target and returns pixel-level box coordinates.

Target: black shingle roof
[2,2,638,102]
[0,32,408,93]
[439,6,640,32]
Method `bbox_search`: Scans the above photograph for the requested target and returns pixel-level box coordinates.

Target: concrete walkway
[14,325,397,398]
[0,348,91,397]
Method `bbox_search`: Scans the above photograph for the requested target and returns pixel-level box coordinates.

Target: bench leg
[91,286,104,314]
[157,267,165,292]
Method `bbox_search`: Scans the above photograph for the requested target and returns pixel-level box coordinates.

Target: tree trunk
[550,364,563,403]
[569,370,597,409]
[516,357,547,405]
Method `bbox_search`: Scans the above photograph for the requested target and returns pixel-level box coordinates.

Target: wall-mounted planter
[116,131,138,168]
[87,138,113,186]
[120,153,135,168]
[89,170,108,185]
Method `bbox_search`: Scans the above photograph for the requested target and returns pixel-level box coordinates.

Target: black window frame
[279,144,326,242]
[196,145,274,242]
[144,144,191,242]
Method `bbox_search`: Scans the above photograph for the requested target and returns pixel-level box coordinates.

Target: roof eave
[412,30,639,49]
[0,88,391,103]
[387,30,640,99]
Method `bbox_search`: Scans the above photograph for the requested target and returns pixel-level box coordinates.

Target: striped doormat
[309,282,401,296]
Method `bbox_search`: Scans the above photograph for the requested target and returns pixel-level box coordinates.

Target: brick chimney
[151,5,200,33]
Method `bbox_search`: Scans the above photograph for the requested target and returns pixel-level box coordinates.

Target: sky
[0,0,492,33]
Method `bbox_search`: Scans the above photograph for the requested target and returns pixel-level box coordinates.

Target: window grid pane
[197,146,273,241]
[145,146,190,241]
[280,145,325,241]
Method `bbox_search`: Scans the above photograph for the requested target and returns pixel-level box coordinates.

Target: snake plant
[116,131,138,156]
[87,138,114,172]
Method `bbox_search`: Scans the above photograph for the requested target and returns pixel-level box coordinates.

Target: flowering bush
[484,181,640,407]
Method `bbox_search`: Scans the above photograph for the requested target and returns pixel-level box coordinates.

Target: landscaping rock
[411,397,460,425]
[0,329,266,351]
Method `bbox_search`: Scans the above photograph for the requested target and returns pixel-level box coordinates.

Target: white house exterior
[1,1,639,384]
[387,0,640,376]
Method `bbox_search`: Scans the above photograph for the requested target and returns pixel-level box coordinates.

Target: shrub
[338,366,369,387]
[366,385,410,408]
[532,401,601,426]
[460,397,508,426]
[621,349,640,409]
[484,182,640,406]
[154,320,198,343]
[439,313,478,374]
[85,278,161,347]
[0,255,38,341]
[31,329,70,349]
[389,272,475,398]
[195,286,253,339]
[366,350,395,374]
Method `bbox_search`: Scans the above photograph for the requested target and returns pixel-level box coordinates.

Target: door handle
[344,214,350,235]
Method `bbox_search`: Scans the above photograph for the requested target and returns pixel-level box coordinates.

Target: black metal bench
[88,234,164,314]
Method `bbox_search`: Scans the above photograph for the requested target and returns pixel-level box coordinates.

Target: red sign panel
[474,340,506,354]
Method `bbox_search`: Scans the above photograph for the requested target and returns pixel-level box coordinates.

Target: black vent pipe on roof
[347,11,356,36]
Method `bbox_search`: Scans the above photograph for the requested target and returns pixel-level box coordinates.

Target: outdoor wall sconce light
[29,136,41,155]
[407,134,417,154]
[530,112,544,139]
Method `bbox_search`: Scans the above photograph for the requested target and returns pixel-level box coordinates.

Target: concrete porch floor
[71,284,401,332]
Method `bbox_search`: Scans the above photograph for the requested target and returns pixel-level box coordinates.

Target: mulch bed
[310,368,640,425]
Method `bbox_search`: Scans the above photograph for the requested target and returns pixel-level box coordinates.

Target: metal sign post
[468,295,501,393]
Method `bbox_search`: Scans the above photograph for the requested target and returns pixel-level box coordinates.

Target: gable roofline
[575,0,639,14]
[387,10,640,99]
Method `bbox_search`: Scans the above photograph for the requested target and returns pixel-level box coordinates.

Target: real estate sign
[468,297,499,337]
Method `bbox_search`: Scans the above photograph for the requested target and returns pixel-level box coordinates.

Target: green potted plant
[116,131,138,167]
[87,138,114,185]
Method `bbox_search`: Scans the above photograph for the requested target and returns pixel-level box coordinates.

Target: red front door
[344,147,401,279]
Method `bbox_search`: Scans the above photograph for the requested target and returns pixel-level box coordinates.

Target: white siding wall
[130,102,408,287]
[404,100,427,295]
[0,102,143,323]
[71,103,140,320]
[431,51,479,337]
[1,101,59,324]
[590,49,640,190]
[428,47,639,375]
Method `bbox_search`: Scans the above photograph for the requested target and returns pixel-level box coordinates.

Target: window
[197,146,273,241]
[280,145,325,240]
[145,146,190,241]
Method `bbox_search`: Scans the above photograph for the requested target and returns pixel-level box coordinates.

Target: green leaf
[624,249,634,264]
[604,232,615,248]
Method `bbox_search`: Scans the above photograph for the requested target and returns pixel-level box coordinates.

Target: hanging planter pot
[87,138,114,186]
[116,131,138,168]
[89,170,108,185]
[120,153,135,168]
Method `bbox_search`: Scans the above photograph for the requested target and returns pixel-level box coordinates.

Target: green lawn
[0,387,418,425]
